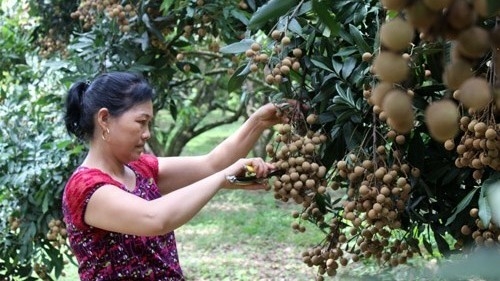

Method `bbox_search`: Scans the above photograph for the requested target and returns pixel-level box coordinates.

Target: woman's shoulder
[66,167,116,189]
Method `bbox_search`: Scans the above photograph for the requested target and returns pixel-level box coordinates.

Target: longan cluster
[366,81,415,135]
[70,0,136,32]
[338,152,414,228]
[364,6,415,135]
[46,218,68,248]
[37,28,69,58]
[260,30,303,85]
[245,43,270,73]
[302,134,420,279]
[460,208,500,249]
[182,0,231,41]
[368,0,500,143]
[301,215,418,280]
[266,118,328,206]
[448,107,500,177]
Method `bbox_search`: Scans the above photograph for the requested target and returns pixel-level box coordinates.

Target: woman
[63,72,286,280]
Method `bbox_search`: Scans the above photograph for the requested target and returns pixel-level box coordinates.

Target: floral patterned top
[62,154,184,280]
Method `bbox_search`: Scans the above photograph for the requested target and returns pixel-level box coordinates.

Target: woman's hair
[64,72,155,140]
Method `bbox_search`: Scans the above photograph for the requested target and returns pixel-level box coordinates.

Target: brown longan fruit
[251,42,261,52]
[370,82,393,107]
[470,208,479,218]
[456,26,491,59]
[306,114,318,125]
[280,65,290,75]
[305,179,316,189]
[395,134,406,145]
[281,36,291,45]
[485,128,497,140]
[362,52,373,62]
[382,89,413,121]
[458,77,491,110]
[266,74,274,84]
[406,0,439,31]
[444,139,455,150]
[337,160,347,170]
[446,0,477,31]
[317,166,327,178]
[388,116,415,134]
[425,99,460,142]
[373,52,409,83]
[293,48,303,57]
[271,30,282,40]
[442,59,473,90]
[379,17,414,52]
[245,49,255,57]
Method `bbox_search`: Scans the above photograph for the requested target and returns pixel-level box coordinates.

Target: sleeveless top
[62,154,184,280]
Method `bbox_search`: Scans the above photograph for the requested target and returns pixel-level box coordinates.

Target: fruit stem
[494,16,500,88]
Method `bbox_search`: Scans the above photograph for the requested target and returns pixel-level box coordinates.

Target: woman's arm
[84,158,272,236]
[156,103,287,194]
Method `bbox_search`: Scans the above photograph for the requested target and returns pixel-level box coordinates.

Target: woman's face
[107,100,154,162]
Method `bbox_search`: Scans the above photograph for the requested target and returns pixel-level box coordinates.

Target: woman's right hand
[221,158,275,190]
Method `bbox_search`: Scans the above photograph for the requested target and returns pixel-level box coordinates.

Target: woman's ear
[96,107,110,129]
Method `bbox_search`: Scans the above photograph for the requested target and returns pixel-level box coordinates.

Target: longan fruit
[293,48,303,57]
[379,17,414,52]
[251,42,261,52]
[281,36,291,45]
[425,99,460,142]
[362,52,373,62]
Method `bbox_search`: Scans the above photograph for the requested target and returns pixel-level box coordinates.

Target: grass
[176,189,325,281]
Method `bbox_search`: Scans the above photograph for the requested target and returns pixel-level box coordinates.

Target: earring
[101,128,110,141]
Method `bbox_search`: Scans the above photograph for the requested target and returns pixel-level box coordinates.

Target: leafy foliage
[0,6,83,278]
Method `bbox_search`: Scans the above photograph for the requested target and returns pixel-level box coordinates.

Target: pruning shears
[225,164,285,185]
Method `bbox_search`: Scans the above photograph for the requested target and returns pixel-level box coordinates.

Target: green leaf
[341,57,357,79]
[348,24,371,54]
[228,64,250,93]
[479,184,492,227]
[231,9,249,25]
[169,100,178,121]
[312,0,340,36]
[248,0,300,29]
[446,187,479,226]
[484,172,500,225]
[160,0,176,12]
[219,39,255,54]
[287,18,303,35]
[141,13,165,42]
[310,58,333,72]
[433,231,450,255]
[422,237,433,255]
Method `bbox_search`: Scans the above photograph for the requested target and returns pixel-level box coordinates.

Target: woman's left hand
[249,101,294,129]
